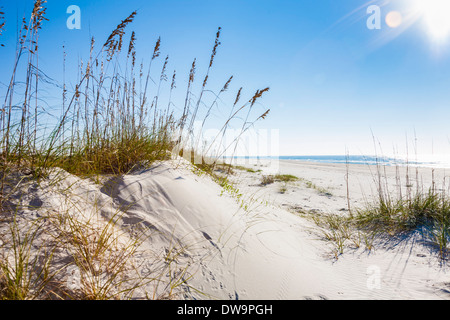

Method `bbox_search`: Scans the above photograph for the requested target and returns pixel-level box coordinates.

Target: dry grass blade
[103,11,137,60]
[0,8,5,47]
[31,0,48,31]
[0,216,59,300]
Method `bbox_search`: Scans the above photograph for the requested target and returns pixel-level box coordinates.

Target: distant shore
[230,155,450,169]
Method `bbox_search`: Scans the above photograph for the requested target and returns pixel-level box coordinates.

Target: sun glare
[385,11,402,28]
[414,0,450,41]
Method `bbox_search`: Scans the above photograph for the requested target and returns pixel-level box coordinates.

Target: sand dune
[1,158,449,299]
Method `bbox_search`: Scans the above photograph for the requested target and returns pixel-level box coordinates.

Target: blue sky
[2,0,450,159]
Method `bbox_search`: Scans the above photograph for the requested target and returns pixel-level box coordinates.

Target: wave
[231,155,450,168]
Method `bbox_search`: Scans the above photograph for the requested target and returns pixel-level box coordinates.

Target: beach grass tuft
[260,174,298,186]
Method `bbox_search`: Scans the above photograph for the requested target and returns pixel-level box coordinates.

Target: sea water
[233,155,450,169]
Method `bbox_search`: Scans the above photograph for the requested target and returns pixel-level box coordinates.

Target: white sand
[225,159,450,299]
[2,158,450,299]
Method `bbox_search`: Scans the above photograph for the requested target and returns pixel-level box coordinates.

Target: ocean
[278,155,402,166]
[233,155,450,168]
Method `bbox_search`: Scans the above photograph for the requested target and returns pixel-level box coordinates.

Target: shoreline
[231,155,450,170]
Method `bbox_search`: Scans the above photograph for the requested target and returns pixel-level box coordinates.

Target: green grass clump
[260,175,275,186]
[278,184,287,194]
[233,165,262,173]
[304,180,332,196]
[308,189,450,260]
[260,174,298,186]
[354,189,450,256]
[273,174,298,182]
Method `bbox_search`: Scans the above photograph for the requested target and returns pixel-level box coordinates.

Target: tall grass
[0,1,271,299]
[0,7,5,46]
[0,3,270,179]
[352,157,450,258]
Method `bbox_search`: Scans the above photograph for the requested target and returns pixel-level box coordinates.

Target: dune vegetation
[0,1,270,299]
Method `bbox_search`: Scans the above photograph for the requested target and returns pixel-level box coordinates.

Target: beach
[4,0,450,302]
[220,159,450,299]
[238,158,450,216]
[2,158,450,300]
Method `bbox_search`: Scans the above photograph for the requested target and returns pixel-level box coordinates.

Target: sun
[413,0,450,41]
